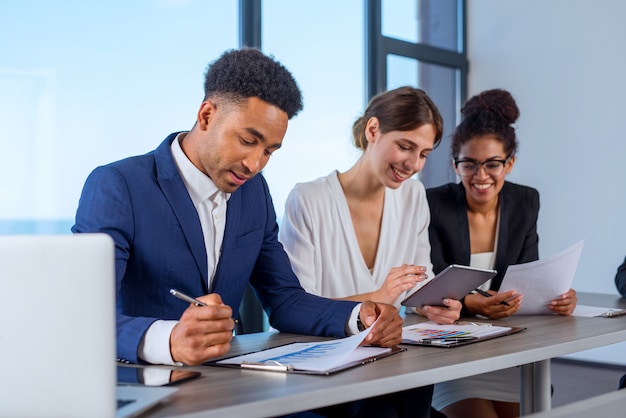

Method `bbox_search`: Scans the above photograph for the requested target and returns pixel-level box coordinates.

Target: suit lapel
[493,182,510,289]
[155,134,209,291]
[455,183,472,265]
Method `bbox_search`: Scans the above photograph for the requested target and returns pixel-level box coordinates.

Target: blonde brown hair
[352,86,443,150]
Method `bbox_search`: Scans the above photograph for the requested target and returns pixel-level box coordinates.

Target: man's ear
[197,100,217,130]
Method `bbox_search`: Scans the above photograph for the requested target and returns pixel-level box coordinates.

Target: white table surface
[132,292,626,417]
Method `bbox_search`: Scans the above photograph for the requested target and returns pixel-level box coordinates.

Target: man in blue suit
[72,48,401,367]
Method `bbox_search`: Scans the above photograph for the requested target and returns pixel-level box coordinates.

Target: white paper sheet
[498,240,584,315]
[573,304,626,318]
[217,323,390,373]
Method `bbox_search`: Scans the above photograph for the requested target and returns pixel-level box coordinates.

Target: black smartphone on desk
[117,365,201,386]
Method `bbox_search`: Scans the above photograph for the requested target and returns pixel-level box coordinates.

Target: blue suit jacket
[426,181,540,290]
[73,133,356,363]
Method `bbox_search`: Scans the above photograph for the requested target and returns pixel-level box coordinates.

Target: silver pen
[169,288,208,306]
[169,289,239,328]
[241,360,294,372]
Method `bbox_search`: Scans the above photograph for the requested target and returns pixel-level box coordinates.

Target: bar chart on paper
[408,328,472,339]
[402,321,524,347]
[215,327,397,374]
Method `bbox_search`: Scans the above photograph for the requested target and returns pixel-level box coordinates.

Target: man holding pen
[72,48,402,367]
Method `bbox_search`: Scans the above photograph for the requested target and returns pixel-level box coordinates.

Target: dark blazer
[73,133,356,363]
[615,256,626,297]
[426,181,540,290]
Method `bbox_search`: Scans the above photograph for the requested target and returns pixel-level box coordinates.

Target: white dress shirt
[139,133,229,365]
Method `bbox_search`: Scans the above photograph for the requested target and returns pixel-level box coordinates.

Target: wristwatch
[356,313,366,332]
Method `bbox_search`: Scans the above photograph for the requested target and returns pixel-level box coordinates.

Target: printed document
[498,240,584,315]
[402,321,516,347]
[217,323,391,374]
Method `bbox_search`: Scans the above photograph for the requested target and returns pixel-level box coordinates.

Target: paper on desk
[573,305,626,318]
[217,322,390,373]
[498,240,584,315]
[402,321,513,344]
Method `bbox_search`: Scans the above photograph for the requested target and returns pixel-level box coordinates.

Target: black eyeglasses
[454,157,510,177]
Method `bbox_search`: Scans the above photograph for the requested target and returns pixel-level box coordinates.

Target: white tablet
[401,264,497,308]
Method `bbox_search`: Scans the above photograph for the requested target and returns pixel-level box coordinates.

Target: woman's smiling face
[366,117,436,189]
[455,135,515,205]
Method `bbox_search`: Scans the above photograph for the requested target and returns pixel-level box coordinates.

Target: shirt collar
[170,132,230,206]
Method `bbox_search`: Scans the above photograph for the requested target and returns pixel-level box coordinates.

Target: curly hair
[203,47,303,120]
[451,88,520,159]
[351,86,443,150]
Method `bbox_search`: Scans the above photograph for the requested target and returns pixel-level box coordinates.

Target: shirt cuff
[139,320,183,366]
[346,303,362,335]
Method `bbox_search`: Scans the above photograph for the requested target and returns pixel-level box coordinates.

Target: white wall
[468,0,626,365]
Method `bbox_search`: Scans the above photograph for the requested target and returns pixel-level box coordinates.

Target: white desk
[137,292,626,417]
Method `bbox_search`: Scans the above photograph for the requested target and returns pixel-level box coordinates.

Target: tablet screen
[400,264,496,308]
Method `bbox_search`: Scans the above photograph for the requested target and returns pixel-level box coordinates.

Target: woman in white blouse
[280,86,461,322]
[279,86,460,418]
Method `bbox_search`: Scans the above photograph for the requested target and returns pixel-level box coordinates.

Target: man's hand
[417,298,462,324]
[359,301,402,347]
[464,290,523,319]
[170,293,235,365]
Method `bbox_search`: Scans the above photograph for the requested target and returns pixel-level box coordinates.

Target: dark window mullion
[381,36,468,71]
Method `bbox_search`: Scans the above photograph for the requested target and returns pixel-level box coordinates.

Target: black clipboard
[401,264,497,308]
[208,342,406,375]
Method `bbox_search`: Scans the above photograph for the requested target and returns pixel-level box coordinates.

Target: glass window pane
[382,0,419,43]
[387,54,420,87]
[1,1,237,234]
[382,0,462,52]
[386,55,460,187]
[262,0,364,221]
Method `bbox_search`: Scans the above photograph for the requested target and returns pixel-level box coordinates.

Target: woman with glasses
[427,89,577,418]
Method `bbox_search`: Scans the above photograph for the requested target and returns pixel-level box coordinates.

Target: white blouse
[279,171,434,307]
[470,209,500,291]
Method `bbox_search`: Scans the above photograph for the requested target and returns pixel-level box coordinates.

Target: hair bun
[461,88,519,125]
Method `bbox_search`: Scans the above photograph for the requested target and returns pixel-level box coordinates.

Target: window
[367,0,467,187]
[261,0,364,221]
[2,1,466,228]
[1,1,237,233]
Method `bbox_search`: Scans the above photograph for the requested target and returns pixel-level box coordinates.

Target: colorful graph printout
[408,328,472,339]
[402,321,516,346]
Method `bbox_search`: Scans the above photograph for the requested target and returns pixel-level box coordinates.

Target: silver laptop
[0,234,177,418]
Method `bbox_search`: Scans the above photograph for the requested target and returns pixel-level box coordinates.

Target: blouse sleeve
[279,187,323,296]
